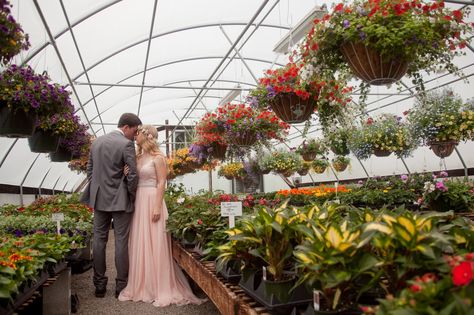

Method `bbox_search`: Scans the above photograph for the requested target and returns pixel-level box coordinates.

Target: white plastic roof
[1,0,474,192]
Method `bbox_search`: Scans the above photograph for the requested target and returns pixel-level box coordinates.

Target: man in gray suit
[81,113,142,298]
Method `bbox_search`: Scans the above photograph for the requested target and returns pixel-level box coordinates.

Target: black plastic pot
[28,129,60,153]
[0,105,36,138]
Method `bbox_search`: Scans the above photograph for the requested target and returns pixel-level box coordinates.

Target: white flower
[177,197,185,204]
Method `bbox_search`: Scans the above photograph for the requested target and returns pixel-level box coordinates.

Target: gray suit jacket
[80,130,138,212]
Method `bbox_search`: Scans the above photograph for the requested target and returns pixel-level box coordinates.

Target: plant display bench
[172,240,273,315]
[0,261,71,315]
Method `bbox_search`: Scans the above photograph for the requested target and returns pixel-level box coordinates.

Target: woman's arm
[152,155,167,222]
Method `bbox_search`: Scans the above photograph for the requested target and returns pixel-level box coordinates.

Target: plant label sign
[52,213,64,235]
[220,202,242,228]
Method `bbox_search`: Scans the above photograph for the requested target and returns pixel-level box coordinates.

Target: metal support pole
[454,147,469,179]
[52,176,62,195]
[208,169,213,192]
[0,139,18,169]
[219,25,259,84]
[356,156,371,178]
[19,155,41,206]
[400,157,411,175]
[38,168,52,197]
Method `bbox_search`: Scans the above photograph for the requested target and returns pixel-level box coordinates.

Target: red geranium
[452,261,473,286]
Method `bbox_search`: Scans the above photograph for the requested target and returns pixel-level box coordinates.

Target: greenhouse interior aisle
[71,233,218,315]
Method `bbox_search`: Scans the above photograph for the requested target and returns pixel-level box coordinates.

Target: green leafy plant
[295,138,326,157]
[421,178,474,212]
[324,126,351,155]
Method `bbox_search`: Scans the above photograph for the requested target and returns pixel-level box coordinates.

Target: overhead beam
[137,0,159,116]
[32,0,97,137]
[74,81,253,91]
[59,0,105,135]
[71,22,289,81]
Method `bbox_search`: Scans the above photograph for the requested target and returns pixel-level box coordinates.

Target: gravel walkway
[71,233,219,315]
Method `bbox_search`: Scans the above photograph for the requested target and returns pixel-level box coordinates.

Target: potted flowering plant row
[408,88,474,158]
[0,0,30,65]
[349,114,416,160]
[300,0,473,88]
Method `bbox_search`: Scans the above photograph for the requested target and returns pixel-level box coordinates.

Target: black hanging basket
[50,146,72,162]
[28,129,60,153]
[0,105,37,138]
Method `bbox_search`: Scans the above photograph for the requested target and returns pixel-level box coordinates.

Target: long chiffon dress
[118,154,205,306]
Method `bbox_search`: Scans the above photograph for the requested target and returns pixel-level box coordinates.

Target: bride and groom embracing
[81,113,205,307]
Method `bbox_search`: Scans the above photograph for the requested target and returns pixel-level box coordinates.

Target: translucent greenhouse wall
[0,0,473,199]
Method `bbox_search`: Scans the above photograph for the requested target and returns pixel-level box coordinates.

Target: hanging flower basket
[373,149,392,157]
[260,168,271,175]
[330,146,350,156]
[0,106,37,138]
[50,146,72,162]
[428,140,458,158]
[340,42,409,86]
[332,161,348,172]
[210,143,227,160]
[224,174,234,180]
[28,129,60,153]
[269,93,316,124]
[313,166,327,174]
[231,131,257,147]
[279,169,294,177]
[297,168,309,176]
[301,152,317,162]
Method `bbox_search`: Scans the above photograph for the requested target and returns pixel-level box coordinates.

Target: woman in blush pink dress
[118,124,205,307]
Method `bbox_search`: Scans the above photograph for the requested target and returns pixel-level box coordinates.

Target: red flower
[465,253,474,261]
[452,261,473,286]
[410,284,422,293]
[17,207,25,212]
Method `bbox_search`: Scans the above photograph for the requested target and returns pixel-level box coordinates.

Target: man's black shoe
[95,287,106,298]
[115,291,120,299]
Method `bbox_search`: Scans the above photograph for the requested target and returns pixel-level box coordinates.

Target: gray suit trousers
[93,210,132,292]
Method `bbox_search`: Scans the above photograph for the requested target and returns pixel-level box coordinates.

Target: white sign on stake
[220,202,242,228]
[52,213,64,235]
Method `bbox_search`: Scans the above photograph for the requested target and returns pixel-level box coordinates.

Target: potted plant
[0,65,49,137]
[258,153,274,175]
[194,112,228,160]
[218,162,245,180]
[420,178,474,212]
[373,253,474,315]
[297,161,312,176]
[50,121,89,162]
[295,219,378,313]
[217,103,289,147]
[249,62,352,129]
[296,138,327,161]
[267,149,302,177]
[324,127,351,156]
[332,155,350,172]
[300,0,473,88]
[349,114,416,160]
[28,84,78,153]
[0,1,30,65]
[408,88,474,158]
[312,158,329,174]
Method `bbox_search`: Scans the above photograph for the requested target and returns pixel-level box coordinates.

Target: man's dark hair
[117,113,142,128]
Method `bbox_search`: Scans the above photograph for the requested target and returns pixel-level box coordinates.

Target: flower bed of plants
[0,194,93,302]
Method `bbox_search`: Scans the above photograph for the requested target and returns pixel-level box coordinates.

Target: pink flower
[452,261,473,286]
[435,181,448,192]
[400,174,409,182]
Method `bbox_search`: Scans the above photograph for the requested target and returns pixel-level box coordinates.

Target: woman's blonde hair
[136,125,163,157]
